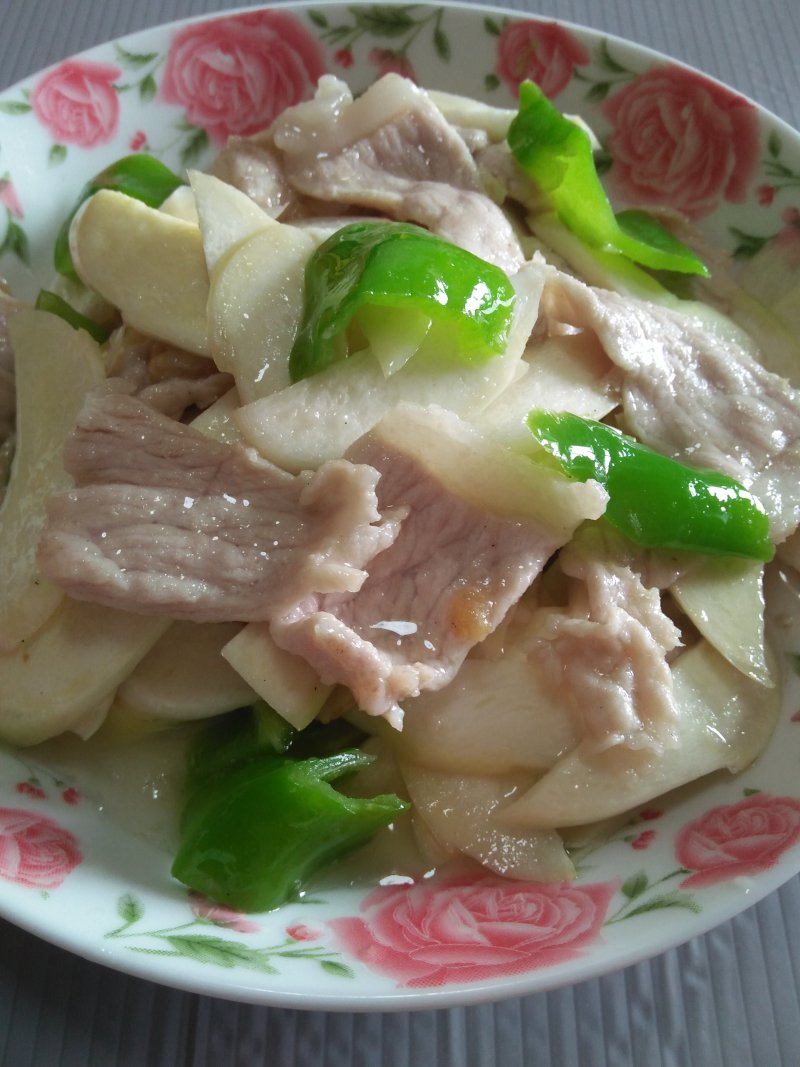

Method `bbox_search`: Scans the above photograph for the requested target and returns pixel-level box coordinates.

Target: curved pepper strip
[528,411,773,561]
[173,704,407,913]
[172,750,407,913]
[55,154,185,280]
[34,289,110,344]
[507,81,709,277]
[288,221,516,382]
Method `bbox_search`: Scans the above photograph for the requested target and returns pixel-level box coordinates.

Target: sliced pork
[37,392,399,622]
[271,74,524,273]
[540,268,800,542]
[271,404,607,725]
[528,528,683,754]
[106,328,235,420]
[211,135,295,217]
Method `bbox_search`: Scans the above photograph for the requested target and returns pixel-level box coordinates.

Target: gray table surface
[2,1,800,1064]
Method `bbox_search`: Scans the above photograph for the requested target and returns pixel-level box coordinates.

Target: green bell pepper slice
[172,748,407,913]
[173,704,407,912]
[528,411,773,561]
[34,289,111,344]
[288,221,516,382]
[55,154,185,280]
[507,81,709,277]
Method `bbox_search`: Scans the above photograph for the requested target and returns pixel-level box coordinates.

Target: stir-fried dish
[2,74,800,912]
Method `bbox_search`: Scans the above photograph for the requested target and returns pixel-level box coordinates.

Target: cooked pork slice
[138,372,235,420]
[528,528,683,753]
[541,268,800,542]
[105,327,235,420]
[271,404,607,725]
[271,74,524,272]
[211,135,295,217]
[37,393,399,621]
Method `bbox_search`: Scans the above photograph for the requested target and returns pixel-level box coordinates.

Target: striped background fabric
[2,1,800,1064]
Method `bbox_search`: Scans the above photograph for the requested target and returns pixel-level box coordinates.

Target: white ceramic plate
[2,2,800,1011]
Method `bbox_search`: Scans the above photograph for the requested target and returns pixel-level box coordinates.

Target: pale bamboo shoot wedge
[474,331,618,450]
[71,189,210,355]
[401,763,574,881]
[190,170,276,272]
[0,309,105,652]
[671,557,772,686]
[221,622,332,729]
[0,598,170,746]
[115,621,258,722]
[397,656,578,776]
[206,221,316,403]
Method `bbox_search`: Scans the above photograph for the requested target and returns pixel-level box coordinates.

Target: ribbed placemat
[2,2,800,1064]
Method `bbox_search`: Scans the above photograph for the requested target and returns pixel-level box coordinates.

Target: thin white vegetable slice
[206,222,316,403]
[426,89,515,140]
[159,184,199,224]
[221,622,332,730]
[190,170,275,271]
[0,309,105,653]
[189,386,242,444]
[671,558,772,686]
[396,656,579,776]
[400,763,574,881]
[0,598,170,746]
[474,330,618,449]
[235,261,546,472]
[114,621,258,722]
[71,189,210,355]
[498,638,781,830]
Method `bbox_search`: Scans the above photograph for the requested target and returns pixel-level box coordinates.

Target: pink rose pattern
[0,808,82,890]
[676,794,800,889]
[2,10,788,250]
[496,20,590,98]
[329,876,617,988]
[367,48,417,82]
[0,177,23,219]
[602,65,760,218]
[160,11,327,145]
[31,60,122,148]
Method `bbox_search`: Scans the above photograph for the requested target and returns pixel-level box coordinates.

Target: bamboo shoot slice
[221,622,332,729]
[401,763,574,881]
[190,170,275,272]
[71,189,210,355]
[0,598,170,746]
[0,309,105,652]
[115,621,258,722]
[671,557,772,686]
[206,222,315,402]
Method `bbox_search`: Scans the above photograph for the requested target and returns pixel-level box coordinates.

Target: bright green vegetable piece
[174,705,405,912]
[288,221,516,382]
[185,702,295,793]
[185,702,368,792]
[528,411,773,561]
[507,81,709,277]
[34,289,110,344]
[172,749,407,912]
[55,154,185,280]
